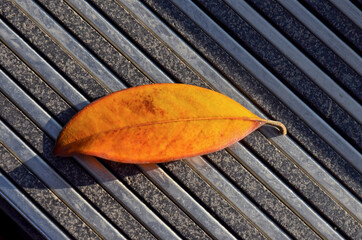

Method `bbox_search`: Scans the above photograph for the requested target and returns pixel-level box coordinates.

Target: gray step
[0,0,361,239]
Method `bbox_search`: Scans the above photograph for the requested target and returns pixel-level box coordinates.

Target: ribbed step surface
[0,0,361,239]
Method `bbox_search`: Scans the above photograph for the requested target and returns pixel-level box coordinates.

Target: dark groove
[0,15,94,103]
[244,0,362,104]
[158,162,243,239]
[191,0,362,151]
[297,0,362,56]
[32,0,133,89]
[202,155,296,239]
[240,140,352,240]
[0,111,129,239]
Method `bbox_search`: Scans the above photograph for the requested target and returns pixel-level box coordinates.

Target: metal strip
[12,0,125,93]
[276,0,362,76]
[11,0,291,238]
[0,20,241,240]
[224,0,362,123]
[139,164,238,240]
[185,157,293,240]
[0,171,70,240]
[48,1,292,237]
[0,19,88,110]
[0,120,126,240]
[329,0,362,29]
[228,142,347,240]
[165,0,361,173]
[0,67,181,239]
[73,155,182,240]
[117,0,362,223]
[64,0,172,85]
[2,0,360,238]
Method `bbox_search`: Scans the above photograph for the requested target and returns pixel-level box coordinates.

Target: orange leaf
[53,84,286,163]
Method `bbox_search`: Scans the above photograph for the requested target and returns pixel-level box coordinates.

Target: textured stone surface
[195,0,361,149]
[0,93,154,239]
[0,144,98,240]
[104,161,211,240]
[242,132,361,239]
[0,0,108,101]
[161,160,266,240]
[91,0,210,89]
[300,0,362,53]
[207,148,320,240]
[36,0,152,88]
[142,0,362,199]
[246,0,362,102]
[0,43,75,125]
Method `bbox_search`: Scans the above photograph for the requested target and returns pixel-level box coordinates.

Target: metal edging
[117,0,362,224]
[5,0,295,238]
[0,67,181,240]
[276,0,362,76]
[224,0,362,124]
[0,119,126,240]
[165,0,362,173]
[0,170,70,240]
[12,0,125,93]
[329,0,362,29]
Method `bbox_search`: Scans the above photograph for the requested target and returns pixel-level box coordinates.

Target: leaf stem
[258,119,287,135]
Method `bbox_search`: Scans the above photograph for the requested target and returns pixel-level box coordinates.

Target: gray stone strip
[225,0,362,124]
[118,0,362,224]
[64,0,172,85]
[0,4,235,236]
[228,142,347,240]
[329,0,362,29]
[0,67,181,239]
[276,0,362,76]
[24,0,356,237]
[0,170,70,240]
[165,0,361,173]
[56,2,292,238]
[12,0,125,93]
[2,0,356,239]
[0,119,125,240]
[139,164,238,240]
[21,0,290,238]
[185,157,293,240]
[0,19,88,110]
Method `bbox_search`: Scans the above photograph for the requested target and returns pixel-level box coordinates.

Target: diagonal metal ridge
[0,118,126,240]
[0,2,296,238]
[117,0,362,223]
[0,18,88,110]
[11,0,125,93]
[163,0,361,173]
[0,170,70,240]
[329,0,362,29]
[224,0,362,124]
[0,63,181,239]
[276,0,362,76]
[63,0,172,85]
